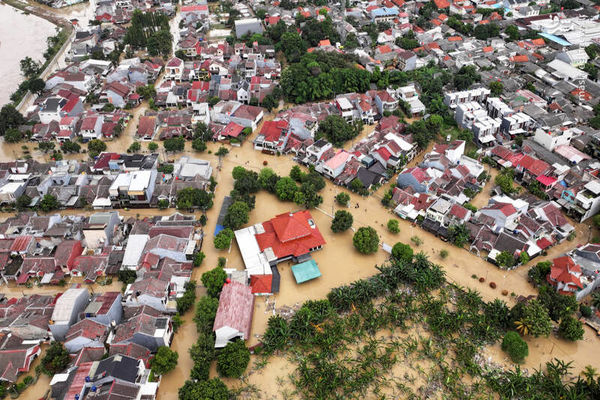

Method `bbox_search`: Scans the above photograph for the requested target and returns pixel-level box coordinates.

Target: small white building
[49,287,90,341]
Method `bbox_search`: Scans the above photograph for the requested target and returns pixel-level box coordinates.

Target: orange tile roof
[510,55,529,63]
[448,36,462,42]
[483,46,493,53]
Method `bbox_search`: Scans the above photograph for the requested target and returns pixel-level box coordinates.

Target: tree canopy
[178,378,229,400]
[353,227,379,254]
[331,210,353,233]
[501,331,528,363]
[223,201,250,230]
[316,115,361,146]
[176,188,213,211]
[201,267,227,298]
[216,340,251,378]
[150,346,178,375]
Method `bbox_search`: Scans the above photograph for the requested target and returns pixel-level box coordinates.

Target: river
[0,2,56,106]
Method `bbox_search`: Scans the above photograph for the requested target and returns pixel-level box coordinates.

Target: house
[49,287,90,341]
[109,309,173,352]
[547,256,583,296]
[108,170,158,207]
[64,318,109,353]
[124,278,172,313]
[0,182,27,204]
[231,105,264,130]
[79,115,104,141]
[234,210,325,294]
[0,333,41,383]
[253,120,289,153]
[213,281,254,348]
[101,81,132,109]
[84,291,122,326]
[533,127,580,151]
[317,150,353,179]
[478,202,519,231]
[165,57,184,81]
[82,212,120,249]
[137,116,157,140]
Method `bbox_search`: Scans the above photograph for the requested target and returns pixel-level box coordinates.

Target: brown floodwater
[0,117,597,398]
[0,3,56,106]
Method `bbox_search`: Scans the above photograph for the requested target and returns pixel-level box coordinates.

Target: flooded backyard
[0,3,56,106]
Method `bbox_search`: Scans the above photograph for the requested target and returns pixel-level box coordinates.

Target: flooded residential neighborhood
[0,0,600,398]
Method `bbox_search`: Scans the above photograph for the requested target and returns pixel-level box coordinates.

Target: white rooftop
[234,225,271,276]
[123,234,149,267]
[51,287,88,323]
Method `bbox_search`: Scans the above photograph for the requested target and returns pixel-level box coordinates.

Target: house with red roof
[234,210,326,294]
[478,202,519,230]
[64,318,109,353]
[0,333,41,383]
[253,120,290,153]
[548,256,583,295]
[317,150,354,179]
[213,281,254,348]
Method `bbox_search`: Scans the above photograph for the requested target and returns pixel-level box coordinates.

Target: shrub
[580,304,592,318]
[193,251,205,267]
[150,346,178,375]
[216,340,250,378]
[201,267,227,298]
[39,342,70,375]
[387,219,400,234]
[391,242,413,263]
[353,227,379,254]
[558,315,584,341]
[148,142,158,151]
[194,296,219,334]
[179,378,229,400]
[501,331,528,363]
[214,228,234,249]
[157,199,169,209]
[410,236,423,246]
[440,249,449,259]
[331,210,353,233]
[335,192,350,206]
[218,257,226,268]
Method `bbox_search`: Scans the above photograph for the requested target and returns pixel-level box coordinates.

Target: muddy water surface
[0,4,56,106]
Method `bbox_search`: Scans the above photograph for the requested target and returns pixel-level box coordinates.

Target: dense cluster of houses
[0,211,202,399]
[0,154,213,209]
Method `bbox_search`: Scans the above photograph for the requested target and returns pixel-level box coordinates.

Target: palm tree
[582,365,598,385]
[514,320,530,336]
[592,292,600,310]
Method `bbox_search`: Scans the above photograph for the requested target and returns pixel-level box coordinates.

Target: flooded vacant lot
[0,4,56,106]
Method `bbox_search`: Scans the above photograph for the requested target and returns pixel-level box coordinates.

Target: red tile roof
[256,211,326,259]
[434,0,450,8]
[250,274,272,294]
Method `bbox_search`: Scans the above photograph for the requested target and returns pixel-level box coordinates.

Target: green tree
[62,141,81,153]
[515,299,552,337]
[331,210,353,233]
[157,199,169,209]
[261,94,278,111]
[528,261,551,286]
[489,81,504,97]
[223,201,250,230]
[19,56,40,78]
[216,340,250,378]
[504,25,520,41]
[178,378,229,400]
[164,137,185,152]
[558,315,584,341]
[214,228,234,250]
[150,346,178,375]
[519,251,529,265]
[176,187,213,211]
[117,269,137,285]
[448,224,470,247]
[216,146,229,157]
[15,194,31,211]
[87,139,107,157]
[316,115,360,146]
[29,78,46,95]
[39,194,60,212]
[193,251,205,267]
[335,192,350,206]
[353,226,379,254]
[148,142,158,151]
[275,177,298,201]
[391,242,413,263]
[194,296,219,333]
[501,331,528,363]
[4,128,23,143]
[290,165,304,182]
[39,342,70,375]
[258,168,279,193]
[201,267,227,298]
[128,142,141,153]
[147,29,173,57]
[496,251,516,268]
[192,138,207,152]
[194,122,212,141]
[137,85,156,100]
[387,219,400,234]
[0,105,25,137]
